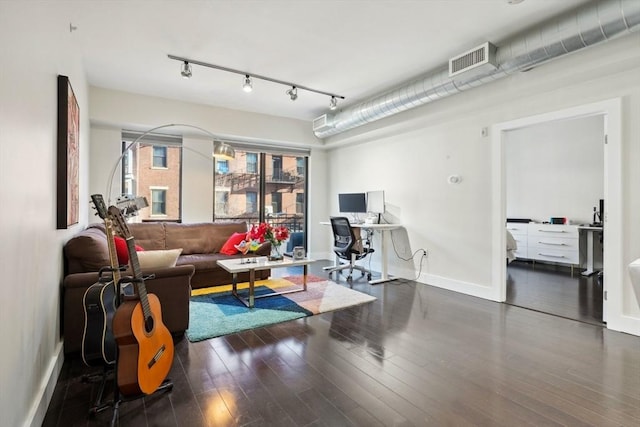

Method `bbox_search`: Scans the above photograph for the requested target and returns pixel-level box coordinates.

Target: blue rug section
[186,285,312,342]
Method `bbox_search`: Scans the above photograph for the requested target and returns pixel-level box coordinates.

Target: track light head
[181,61,192,79]
[286,86,298,101]
[329,96,338,110]
[242,75,253,92]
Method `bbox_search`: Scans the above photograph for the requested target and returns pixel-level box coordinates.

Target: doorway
[503,115,604,324]
[491,98,624,330]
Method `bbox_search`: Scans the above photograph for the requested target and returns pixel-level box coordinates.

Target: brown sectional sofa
[62,221,271,355]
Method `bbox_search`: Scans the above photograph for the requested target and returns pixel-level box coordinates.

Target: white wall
[505,115,604,225]
[0,3,90,426]
[323,32,640,334]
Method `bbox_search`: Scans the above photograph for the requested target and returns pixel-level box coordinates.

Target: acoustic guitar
[108,205,174,396]
[81,194,119,367]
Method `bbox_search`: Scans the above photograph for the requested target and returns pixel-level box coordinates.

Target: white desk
[577,225,603,276]
[321,221,402,284]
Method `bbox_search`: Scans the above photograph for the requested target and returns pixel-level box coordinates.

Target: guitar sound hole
[145,316,154,334]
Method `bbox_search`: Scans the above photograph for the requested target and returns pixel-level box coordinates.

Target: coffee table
[216,256,314,308]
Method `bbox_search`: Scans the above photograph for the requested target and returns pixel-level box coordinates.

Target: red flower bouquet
[248,222,290,260]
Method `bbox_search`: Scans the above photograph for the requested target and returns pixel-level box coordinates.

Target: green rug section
[186,285,311,342]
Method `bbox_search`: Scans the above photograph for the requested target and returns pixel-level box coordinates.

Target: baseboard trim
[606,314,640,337]
[417,272,497,301]
[26,341,64,427]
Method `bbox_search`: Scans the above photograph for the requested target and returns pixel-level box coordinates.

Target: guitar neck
[125,237,152,320]
[104,219,121,284]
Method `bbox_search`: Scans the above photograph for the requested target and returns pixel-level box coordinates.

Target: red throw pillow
[220,232,247,255]
[113,235,144,265]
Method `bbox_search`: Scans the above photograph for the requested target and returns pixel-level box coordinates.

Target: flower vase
[269,243,283,261]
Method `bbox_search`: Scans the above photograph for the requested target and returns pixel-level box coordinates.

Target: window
[271,192,282,213]
[121,134,182,222]
[246,191,257,213]
[216,160,229,174]
[152,145,167,168]
[246,153,258,173]
[213,149,307,239]
[296,157,305,175]
[296,193,304,214]
[151,188,167,215]
[272,156,282,181]
[215,191,229,216]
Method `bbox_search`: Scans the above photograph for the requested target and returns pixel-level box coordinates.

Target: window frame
[150,186,168,216]
[152,145,168,169]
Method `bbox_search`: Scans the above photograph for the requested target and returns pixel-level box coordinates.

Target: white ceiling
[68,0,593,122]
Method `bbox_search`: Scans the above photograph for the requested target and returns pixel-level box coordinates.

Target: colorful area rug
[186,275,376,342]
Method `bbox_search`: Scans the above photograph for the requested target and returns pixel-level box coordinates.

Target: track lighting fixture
[168,54,345,110]
[181,61,192,79]
[329,96,338,110]
[286,86,298,101]
[242,75,253,92]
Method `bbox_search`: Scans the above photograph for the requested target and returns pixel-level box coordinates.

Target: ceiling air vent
[313,114,334,133]
[449,42,497,78]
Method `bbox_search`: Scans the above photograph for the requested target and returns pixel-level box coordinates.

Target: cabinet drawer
[529,224,578,239]
[507,223,528,236]
[529,236,578,250]
[530,248,579,265]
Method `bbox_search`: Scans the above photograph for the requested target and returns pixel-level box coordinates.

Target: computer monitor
[338,193,367,213]
[366,190,385,214]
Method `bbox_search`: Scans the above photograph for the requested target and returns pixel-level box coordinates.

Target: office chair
[327,216,374,282]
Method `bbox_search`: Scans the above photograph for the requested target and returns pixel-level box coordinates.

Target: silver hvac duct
[314,0,640,139]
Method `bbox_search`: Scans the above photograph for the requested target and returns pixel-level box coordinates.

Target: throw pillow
[113,236,145,265]
[219,232,247,255]
[137,248,183,269]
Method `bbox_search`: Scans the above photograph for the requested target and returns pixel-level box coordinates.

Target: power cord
[381,214,427,281]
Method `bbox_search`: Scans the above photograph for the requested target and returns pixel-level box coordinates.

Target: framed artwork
[56,75,80,229]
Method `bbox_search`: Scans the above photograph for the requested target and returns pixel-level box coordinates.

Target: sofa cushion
[164,222,247,254]
[137,248,183,269]
[176,253,228,271]
[64,225,110,274]
[128,222,166,250]
[114,235,145,264]
[220,232,247,255]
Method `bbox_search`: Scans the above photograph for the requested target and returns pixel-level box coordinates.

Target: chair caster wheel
[367,273,372,280]
[347,275,353,282]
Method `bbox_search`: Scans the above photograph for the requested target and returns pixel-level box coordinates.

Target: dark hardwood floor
[43,260,639,426]
[506,260,604,326]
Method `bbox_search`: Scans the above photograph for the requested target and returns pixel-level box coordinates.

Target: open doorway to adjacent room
[503,115,605,325]
[493,99,623,329]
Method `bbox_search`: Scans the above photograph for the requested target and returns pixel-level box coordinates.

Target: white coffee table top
[217,256,314,273]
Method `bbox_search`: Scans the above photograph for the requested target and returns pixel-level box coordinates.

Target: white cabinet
[528,224,579,265]
[507,222,579,266]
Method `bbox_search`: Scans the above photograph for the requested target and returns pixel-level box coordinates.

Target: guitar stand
[84,273,172,426]
[109,379,174,427]
[82,365,115,415]
[105,274,169,427]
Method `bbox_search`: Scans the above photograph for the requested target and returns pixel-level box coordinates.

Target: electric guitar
[81,194,119,367]
[108,205,174,396]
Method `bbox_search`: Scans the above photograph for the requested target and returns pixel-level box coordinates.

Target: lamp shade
[213,141,235,160]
